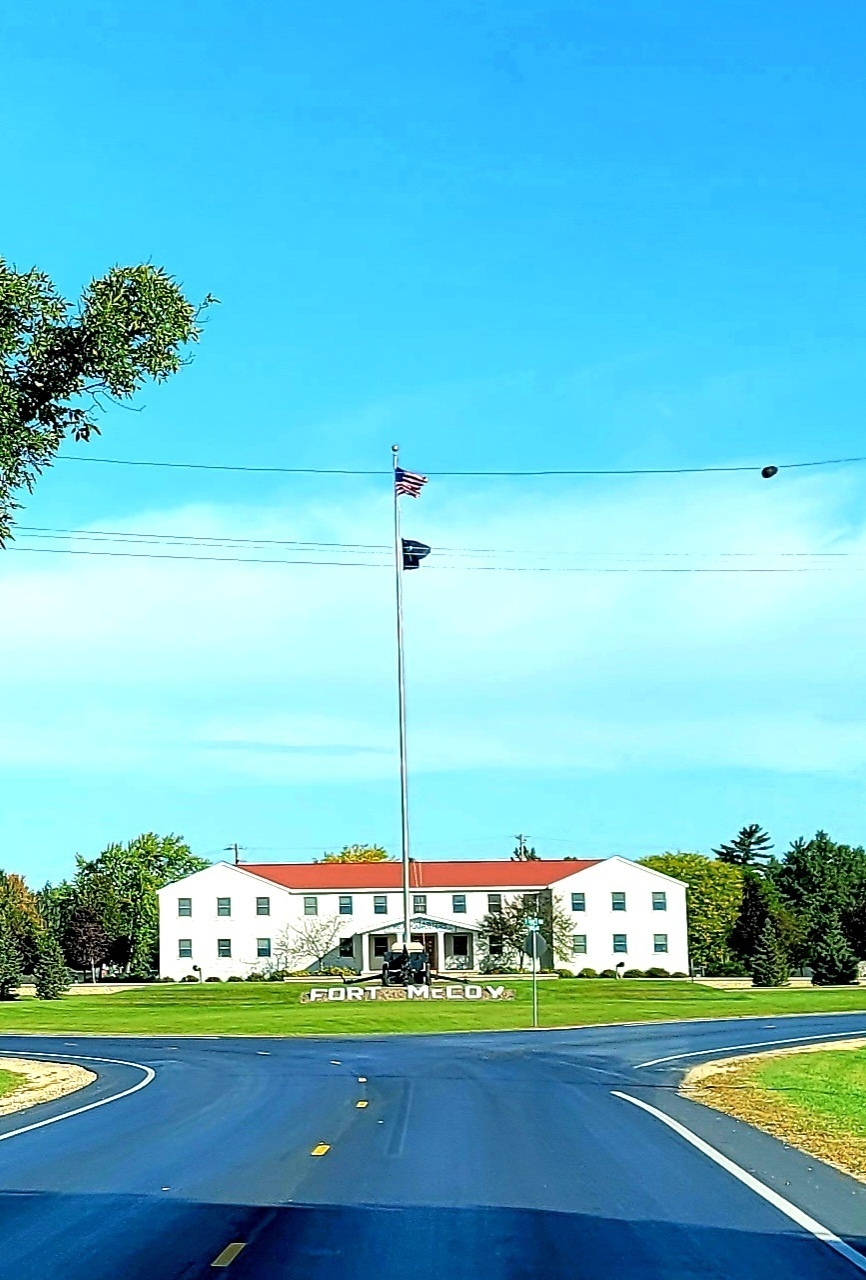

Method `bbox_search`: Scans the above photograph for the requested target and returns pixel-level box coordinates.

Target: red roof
[240,859,599,891]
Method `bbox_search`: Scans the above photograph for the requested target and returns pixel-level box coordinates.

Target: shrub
[622,968,645,978]
[159,976,176,983]
[645,967,670,978]
[555,969,575,979]
[226,975,244,982]
[246,972,266,982]
[577,967,598,979]
[671,971,689,978]
[181,974,198,983]
[598,968,617,978]
[205,975,222,982]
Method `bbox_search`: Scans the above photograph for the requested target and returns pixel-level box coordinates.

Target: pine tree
[0,915,23,1000]
[33,931,70,1000]
[751,919,789,987]
[713,824,774,868]
[810,916,859,985]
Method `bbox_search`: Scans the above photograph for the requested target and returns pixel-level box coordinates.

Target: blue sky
[3,1,866,884]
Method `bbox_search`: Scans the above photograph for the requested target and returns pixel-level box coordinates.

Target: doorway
[411,933,438,970]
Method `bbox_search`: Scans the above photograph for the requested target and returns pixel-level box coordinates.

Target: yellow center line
[310,1142,331,1156]
[211,1242,247,1267]
[356,1100,368,1108]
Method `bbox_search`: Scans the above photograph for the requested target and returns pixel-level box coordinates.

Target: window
[572,934,587,955]
[413,893,427,913]
[571,892,585,912]
[178,939,192,959]
[373,935,389,957]
[339,895,353,915]
[612,934,627,954]
[257,938,271,958]
[256,897,270,916]
[303,896,318,916]
[452,934,469,957]
[654,934,669,953]
[217,938,231,958]
[611,892,626,912]
[489,935,504,956]
[487,893,502,913]
[339,937,354,958]
[217,897,231,917]
[373,895,387,915]
[452,894,467,914]
[652,891,667,911]
[178,897,192,917]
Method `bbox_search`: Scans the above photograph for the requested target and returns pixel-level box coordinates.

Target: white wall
[157,857,689,979]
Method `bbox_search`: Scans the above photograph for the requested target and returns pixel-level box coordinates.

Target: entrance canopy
[356,914,476,937]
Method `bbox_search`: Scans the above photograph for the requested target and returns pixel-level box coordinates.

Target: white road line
[0,1051,155,1144]
[636,1028,866,1069]
[612,1090,866,1275]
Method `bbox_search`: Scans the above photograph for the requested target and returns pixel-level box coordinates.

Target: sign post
[524,916,542,1029]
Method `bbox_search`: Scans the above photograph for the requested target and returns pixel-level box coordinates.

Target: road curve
[0,1013,865,1278]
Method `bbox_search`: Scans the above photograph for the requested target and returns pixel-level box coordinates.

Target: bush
[555,968,576,979]
[181,974,198,983]
[315,966,357,977]
[246,972,266,982]
[645,967,670,978]
[205,976,222,982]
[598,969,617,979]
[577,967,598,979]
[159,976,176,983]
[622,969,645,978]
[671,971,689,978]
[226,975,244,982]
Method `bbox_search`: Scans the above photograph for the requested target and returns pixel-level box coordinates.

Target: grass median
[0,980,865,1036]
[683,1041,866,1181]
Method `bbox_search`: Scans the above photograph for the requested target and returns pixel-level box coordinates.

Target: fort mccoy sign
[302,984,516,1004]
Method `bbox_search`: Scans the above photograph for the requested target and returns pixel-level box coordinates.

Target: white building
[157,857,689,980]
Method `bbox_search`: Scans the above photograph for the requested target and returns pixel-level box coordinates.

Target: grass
[0,979,865,1036]
[0,1069,25,1099]
[754,1047,866,1139]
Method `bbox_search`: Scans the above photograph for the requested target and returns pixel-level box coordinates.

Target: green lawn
[0,1069,26,1098]
[0,980,865,1036]
[753,1047,866,1139]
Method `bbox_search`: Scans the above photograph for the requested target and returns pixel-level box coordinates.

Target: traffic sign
[524,917,542,931]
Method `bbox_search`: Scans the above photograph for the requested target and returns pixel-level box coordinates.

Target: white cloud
[2,470,866,782]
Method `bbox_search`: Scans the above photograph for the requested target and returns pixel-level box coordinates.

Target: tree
[0,259,214,542]
[713,825,774,868]
[477,898,529,970]
[771,831,866,960]
[0,871,44,972]
[750,920,789,987]
[317,845,392,864]
[275,916,343,972]
[511,836,540,861]
[62,906,110,982]
[73,833,209,975]
[639,853,744,974]
[32,931,70,1000]
[0,915,23,999]
[810,914,858,986]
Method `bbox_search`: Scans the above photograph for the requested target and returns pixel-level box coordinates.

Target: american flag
[395,467,427,498]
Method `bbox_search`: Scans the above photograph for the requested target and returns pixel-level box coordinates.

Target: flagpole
[392,444,412,948]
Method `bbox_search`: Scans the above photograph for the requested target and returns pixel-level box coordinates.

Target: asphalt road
[1,1013,866,1278]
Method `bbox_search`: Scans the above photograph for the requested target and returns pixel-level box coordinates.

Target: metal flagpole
[392,444,412,948]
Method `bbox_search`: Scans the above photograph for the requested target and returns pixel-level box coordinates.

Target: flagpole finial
[391,444,399,456]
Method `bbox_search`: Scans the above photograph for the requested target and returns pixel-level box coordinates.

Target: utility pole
[224,843,242,865]
[515,833,528,859]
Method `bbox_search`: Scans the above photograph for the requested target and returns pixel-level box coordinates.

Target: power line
[4,545,863,573]
[55,452,866,478]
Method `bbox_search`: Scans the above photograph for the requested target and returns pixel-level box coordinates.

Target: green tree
[0,259,213,542]
[713,824,774,868]
[750,919,789,987]
[810,914,858,986]
[477,898,531,970]
[772,832,866,960]
[318,845,392,863]
[73,834,209,975]
[0,871,44,972]
[32,930,70,999]
[639,853,744,974]
[0,915,23,999]
[511,836,540,861]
